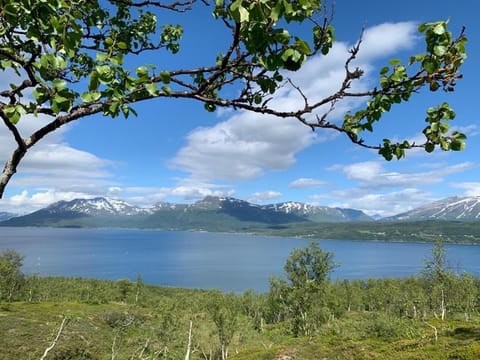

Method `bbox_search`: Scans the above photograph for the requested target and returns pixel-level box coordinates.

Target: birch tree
[0,249,24,301]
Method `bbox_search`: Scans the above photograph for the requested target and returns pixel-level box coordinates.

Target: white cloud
[455,124,480,138]
[356,22,417,60]
[450,182,480,197]
[20,143,113,178]
[316,159,475,216]
[248,191,282,204]
[289,178,328,189]
[324,188,435,217]
[171,22,419,181]
[100,181,237,207]
[337,161,474,189]
[3,189,98,213]
[0,111,115,212]
[170,113,316,181]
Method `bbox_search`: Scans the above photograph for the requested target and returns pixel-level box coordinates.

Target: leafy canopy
[0,0,468,197]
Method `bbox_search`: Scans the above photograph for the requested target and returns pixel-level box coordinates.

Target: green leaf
[450,139,465,151]
[425,142,435,153]
[145,83,158,96]
[204,103,216,112]
[117,42,128,50]
[136,66,149,78]
[433,45,447,56]
[423,59,439,74]
[3,105,23,124]
[162,85,172,95]
[429,80,440,91]
[433,23,445,35]
[52,79,67,91]
[238,5,249,23]
[418,23,429,32]
[96,53,108,62]
[81,91,102,103]
[89,71,99,91]
[295,38,311,55]
[395,146,405,159]
[32,87,49,104]
[160,71,171,84]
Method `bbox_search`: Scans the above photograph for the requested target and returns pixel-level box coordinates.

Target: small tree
[135,274,143,305]
[0,249,25,302]
[210,292,239,360]
[116,278,131,303]
[422,239,453,320]
[270,242,336,336]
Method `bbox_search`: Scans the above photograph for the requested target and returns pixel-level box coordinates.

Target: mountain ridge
[3,196,480,243]
[0,196,372,228]
[3,195,480,231]
[385,196,480,221]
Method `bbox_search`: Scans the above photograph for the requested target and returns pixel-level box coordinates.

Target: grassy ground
[2,301,480,359]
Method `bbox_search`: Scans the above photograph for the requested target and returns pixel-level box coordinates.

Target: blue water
[1,227,479,292]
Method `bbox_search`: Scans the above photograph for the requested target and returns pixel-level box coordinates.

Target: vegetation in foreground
[1,241,479,359]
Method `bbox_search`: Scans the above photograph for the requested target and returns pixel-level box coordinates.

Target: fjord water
[1,227,479,292]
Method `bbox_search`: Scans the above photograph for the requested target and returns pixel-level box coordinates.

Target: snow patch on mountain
[386,196,480,221]
[46,197,147,216]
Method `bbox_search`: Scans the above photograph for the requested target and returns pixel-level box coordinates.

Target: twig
[40,316,68,360]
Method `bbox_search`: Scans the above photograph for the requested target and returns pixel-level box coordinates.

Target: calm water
[1,227,479,292]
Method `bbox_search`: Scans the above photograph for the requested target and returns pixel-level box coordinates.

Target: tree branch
[40,316,68,360]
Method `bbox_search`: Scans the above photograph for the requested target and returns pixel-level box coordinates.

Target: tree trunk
[424,321,438,342]
[185,320,193,360]
[111,333,117,360]
[41,317,68,360]
[8,281,16,302]
[221,344,229,360]
[441,289,446,321]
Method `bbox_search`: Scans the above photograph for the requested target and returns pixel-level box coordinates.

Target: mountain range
[3,195,480,225]
[0,196,372,229]
[2,196,480,243]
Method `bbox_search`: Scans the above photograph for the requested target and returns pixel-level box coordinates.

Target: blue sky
[0,0,478,217]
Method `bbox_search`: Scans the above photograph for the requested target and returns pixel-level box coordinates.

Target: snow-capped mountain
[386,196,480,221]
[0,196,372,228]
[45,197,148,216]
[263,201,372,222]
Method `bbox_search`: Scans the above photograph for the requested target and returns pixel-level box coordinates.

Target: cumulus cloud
[450,182,480,197]
[99,181,236,207]
[171,22,419,181]
[3,189,99,214]
[0,117,115,212]
[323,188,435,218]
[336,161,474,189]
[248,191,282,204]
[289,178,328,189]
[315,159,475,216]
[356,22,417,60]
[170,113,316,181]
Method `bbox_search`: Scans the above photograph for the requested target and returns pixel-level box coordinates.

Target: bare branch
[111,0,196,12]
[40,316,68,360]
